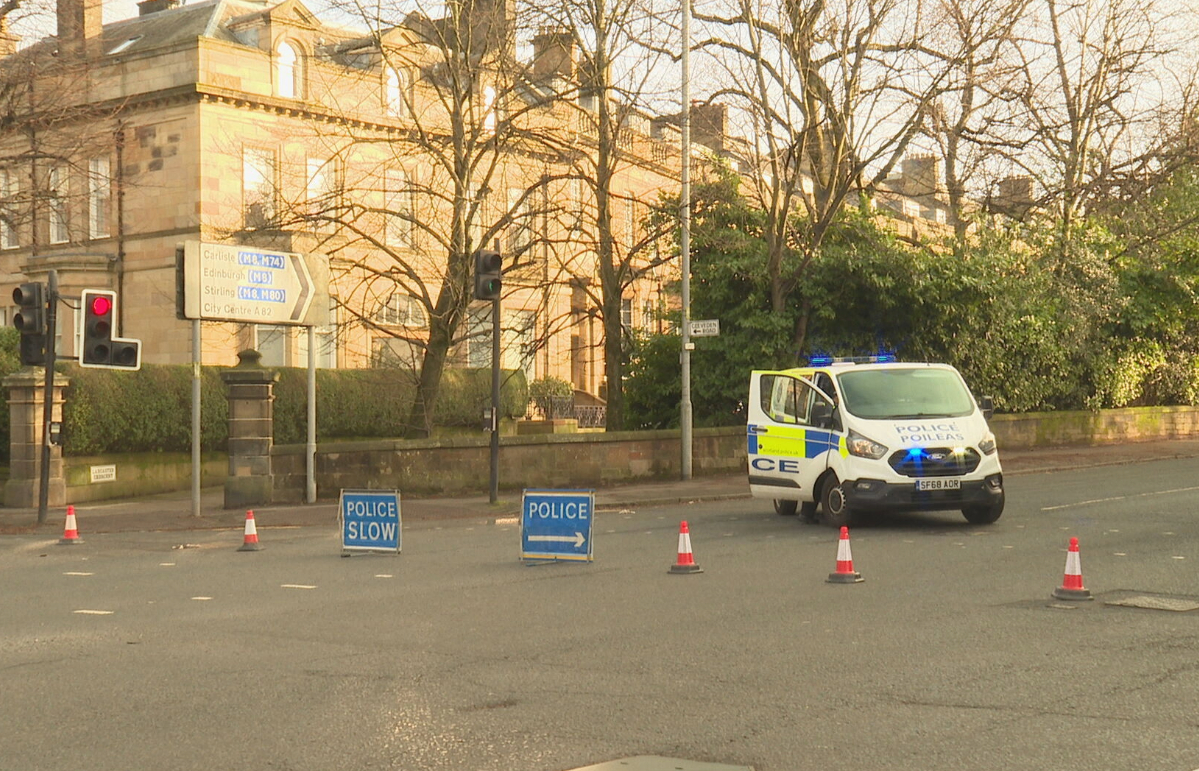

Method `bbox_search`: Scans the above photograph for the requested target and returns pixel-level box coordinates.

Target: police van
[747,356,1004,526]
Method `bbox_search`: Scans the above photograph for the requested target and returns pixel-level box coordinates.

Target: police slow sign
[340,490,402,554]
[521,489,595,562]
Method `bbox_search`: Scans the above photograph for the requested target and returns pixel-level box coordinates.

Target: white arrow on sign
[528,532,586,548]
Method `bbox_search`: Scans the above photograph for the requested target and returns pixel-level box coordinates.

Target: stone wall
[43,406,1199,504]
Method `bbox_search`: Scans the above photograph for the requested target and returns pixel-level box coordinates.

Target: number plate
[916,478,961,491]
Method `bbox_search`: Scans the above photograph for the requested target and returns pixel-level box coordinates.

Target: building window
[384,169,413,248]
[384,68,407,117]
[502,309,536,378]
[482,85,497,134]
[507,187,531,254]
[49,164,68,244]
[243,147,276,229]
[306,157,338,230]
[88,156,111,239]
[256,325,288,367]
[295,299,339,368]
[621,298,633,330]
[374,293,427,328]
[0,168,17,249]
[467,306,492,368]
[641,299,654,331]
[276,41,301,99]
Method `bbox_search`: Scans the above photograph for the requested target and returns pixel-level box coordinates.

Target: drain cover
[570,758,753,771]
[1105,595,1199,612]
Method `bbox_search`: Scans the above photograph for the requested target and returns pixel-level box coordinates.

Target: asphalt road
[3,457,1199,771]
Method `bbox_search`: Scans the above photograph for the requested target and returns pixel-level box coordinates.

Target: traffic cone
[1052,536,1092,600]
[59,505,82,545]
[237,510,262,552]
[669,520,702,574]
[826,526,863,583]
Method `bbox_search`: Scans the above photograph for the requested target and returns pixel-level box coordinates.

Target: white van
[747,357,1004,526]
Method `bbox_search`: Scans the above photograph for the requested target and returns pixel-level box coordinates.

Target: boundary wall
[44,406,1199,504]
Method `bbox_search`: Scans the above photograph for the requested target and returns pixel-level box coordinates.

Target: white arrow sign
[182,241,315,326]
[527,532,587,548]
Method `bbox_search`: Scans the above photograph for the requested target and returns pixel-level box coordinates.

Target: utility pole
[680,0,693,480]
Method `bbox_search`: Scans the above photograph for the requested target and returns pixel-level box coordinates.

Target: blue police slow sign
[340,489,402,554]
[521,489,595,562]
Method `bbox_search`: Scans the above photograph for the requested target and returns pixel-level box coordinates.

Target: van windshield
[836,367,976,420]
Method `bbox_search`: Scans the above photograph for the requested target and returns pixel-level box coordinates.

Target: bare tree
[696,0,958,355]
[525,0,678,430]
[259,0,571,437]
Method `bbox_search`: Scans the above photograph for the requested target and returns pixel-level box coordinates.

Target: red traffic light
[89,295,112,317]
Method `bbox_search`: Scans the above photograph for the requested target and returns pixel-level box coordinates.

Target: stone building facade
[0,0,686,403]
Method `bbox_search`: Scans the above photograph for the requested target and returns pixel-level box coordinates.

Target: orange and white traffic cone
[238,510,262,552]
[1052,536,1092,600]
[669,520,702,574]
[826,526,863,583]
[59,505,82,545]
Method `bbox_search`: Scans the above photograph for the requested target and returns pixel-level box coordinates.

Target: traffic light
[12,282,46,366]
[79,289,141,370]
[473,250,502,301]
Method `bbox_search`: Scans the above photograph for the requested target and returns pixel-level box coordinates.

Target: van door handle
[748,426,767,434]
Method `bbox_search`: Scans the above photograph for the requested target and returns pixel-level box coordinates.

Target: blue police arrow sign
[340,489,402,554]
[521,489,595,562]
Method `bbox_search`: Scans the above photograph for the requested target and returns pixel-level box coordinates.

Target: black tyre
[773,499,798,516]
[962,497,1005,524]
[820,475,854,528]
[799,501,819,523]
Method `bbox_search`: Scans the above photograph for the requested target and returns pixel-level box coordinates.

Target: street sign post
[181,240,323,325]
[520,489,595,562]
[339,490,402,555]
[688,319,720,338]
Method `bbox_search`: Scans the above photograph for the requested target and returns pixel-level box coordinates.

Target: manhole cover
[1105,595,1199,612]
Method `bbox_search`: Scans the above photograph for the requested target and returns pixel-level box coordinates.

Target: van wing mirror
[980,395,994,421]
[811,400,834,429]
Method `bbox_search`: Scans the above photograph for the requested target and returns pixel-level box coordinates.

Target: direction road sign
[521,489,595,562]
[340,490,402,554]
[182,240,319,325]
[688,319,720,337]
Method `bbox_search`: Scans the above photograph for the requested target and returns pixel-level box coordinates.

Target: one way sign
[520,490,595,562]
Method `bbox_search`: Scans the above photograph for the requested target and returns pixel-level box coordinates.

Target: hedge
[59,363,528,456]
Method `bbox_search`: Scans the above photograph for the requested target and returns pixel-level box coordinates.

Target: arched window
[483,85,497,133]
[276,41,300,98]
[385,68,406,117]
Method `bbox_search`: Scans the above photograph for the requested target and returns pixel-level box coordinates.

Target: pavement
[3,438,1199,536]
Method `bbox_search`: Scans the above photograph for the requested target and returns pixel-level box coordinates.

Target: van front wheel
[962,499,1004,524]
[820,476,854,528]
[773,499,798,516]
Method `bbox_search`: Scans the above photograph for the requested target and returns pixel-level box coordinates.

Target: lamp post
[679,0,693,480]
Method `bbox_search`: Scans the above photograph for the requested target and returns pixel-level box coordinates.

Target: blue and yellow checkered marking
[748,424,845,459]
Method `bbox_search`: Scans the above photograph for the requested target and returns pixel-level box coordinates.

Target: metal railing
[525,396,607,428]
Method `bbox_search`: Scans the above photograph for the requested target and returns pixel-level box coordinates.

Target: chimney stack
[532,27,576,82]
[0,19,20,57]
[138,0,182,16]
[58,0,103,57]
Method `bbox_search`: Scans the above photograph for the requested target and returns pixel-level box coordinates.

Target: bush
[0,327,24,462]
[61,363,528,455]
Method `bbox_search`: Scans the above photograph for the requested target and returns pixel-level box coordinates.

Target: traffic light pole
[38,270,59,524]
[489,294,500,504]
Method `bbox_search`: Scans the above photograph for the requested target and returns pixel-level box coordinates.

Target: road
[3,458,1199,771]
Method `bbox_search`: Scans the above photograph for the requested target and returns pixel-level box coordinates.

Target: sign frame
[520,489,595,562]
[339,489,402,555]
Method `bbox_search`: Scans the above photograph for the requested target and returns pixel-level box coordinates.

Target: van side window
[761,375,820,426]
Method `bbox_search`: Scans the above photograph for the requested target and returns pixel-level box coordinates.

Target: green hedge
[61,363,528,456]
